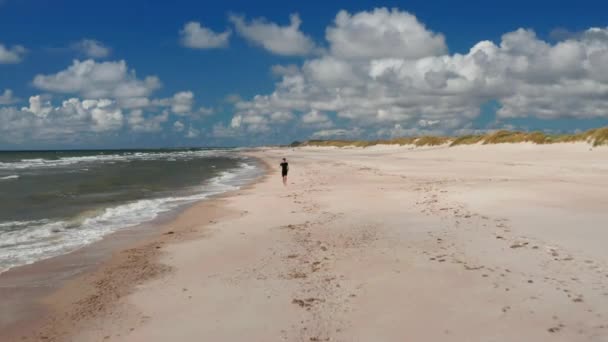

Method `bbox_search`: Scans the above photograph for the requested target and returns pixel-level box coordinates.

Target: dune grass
[590,127,608,146]
[449,135,485,146]
[303,140,375,148]
[381,137,419,145]
[481,130,550,144]
[547,127,608,146]
[292,127,608,148]
[414,136,451,146]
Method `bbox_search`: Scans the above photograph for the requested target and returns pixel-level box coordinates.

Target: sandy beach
[3,143,608,341]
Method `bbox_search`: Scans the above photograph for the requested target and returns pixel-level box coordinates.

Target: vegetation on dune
[449,135,485,146]
[482,130,550,144]
[591,127,608,146]
[548,127,608,147]
[373,137,418,145]
[291,127,608,148]
[413,136,451,146]
[301,139,375,147]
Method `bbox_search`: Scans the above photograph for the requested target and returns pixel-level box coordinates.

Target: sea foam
[0,160,261,274]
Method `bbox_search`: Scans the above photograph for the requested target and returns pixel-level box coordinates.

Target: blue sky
[1,0,608,149]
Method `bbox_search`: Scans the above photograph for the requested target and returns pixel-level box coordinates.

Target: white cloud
[85,99,124,131]
[2,54,216,145]
[198,107,215,115]
[118,96,151,109]
[0,43,26,63]
[270,111,294,123]
[311,127,362,139]
[0,96,125,144]
[33,59,161,99]
[301,110,332,127]
[171,91,194,114]
[212,122,239,138]
[173,120,185,132]
[0,93,199,145]
[375,123,443,139]
[197,106,214,116]
[180,21,231,49]
[128,109,168,132]
[230,115,242,128]
[326,8,447,60]
[230,13,317,56]
[229,113,273,133]
[226,8,608,141]
[418,119,440,127]
[186,125,200,138]
[21,95,53,117]
[73,39,111,58]
[0,89,18,105]
[271,64,300,77]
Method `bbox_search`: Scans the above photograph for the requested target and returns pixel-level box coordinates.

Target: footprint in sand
[510,242,529,249]
[287,271,308,279]
[548,324,565,333]
[292,298,324,309]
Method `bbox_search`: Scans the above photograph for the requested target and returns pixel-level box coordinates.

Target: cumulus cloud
[0,92,202,145]
[180,21,231,49]
[171,91,194,114]
[173,120,185,132]
[185,125,200,138]
[326,8,447,60]
[2,55,216,146]
[85,99,124,131]
[229,13,317,56]
[301,110,332,128]
[375,123,443,139]
[271,64,300,77]
[72,39,111,58]
[0,89,18,105]
[226,8,608,140]
[0,43,26,63]
[212,122,239,138]
[311,127,363,139]
[232,114,271,133]
[0,96,124,144]
[270,111,294,123]
[118,96,151,109]
[21,95,53,117]
[128,109,168,132]
[33,59,161,99]
[196,106,214,117]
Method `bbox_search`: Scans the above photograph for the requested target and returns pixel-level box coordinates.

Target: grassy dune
[292,127,608,148]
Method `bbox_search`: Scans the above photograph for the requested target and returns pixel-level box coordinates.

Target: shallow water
[0,149,262,272]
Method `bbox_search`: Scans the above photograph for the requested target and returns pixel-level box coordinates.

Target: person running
[280,158,289,186]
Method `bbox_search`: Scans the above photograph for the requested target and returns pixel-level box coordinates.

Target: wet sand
[4,144,608,341]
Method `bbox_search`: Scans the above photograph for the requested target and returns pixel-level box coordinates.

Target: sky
[1,0,608,149]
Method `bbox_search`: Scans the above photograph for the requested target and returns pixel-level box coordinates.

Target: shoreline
[0,155,271,341]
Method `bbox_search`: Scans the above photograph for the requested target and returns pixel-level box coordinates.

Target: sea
[0,149,263,273]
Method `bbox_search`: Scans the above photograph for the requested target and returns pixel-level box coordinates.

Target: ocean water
[0,149,262,273]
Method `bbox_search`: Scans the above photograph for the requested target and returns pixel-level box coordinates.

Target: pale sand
[12,143,608,341]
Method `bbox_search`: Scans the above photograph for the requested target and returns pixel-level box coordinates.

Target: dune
[293,126,608,148]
